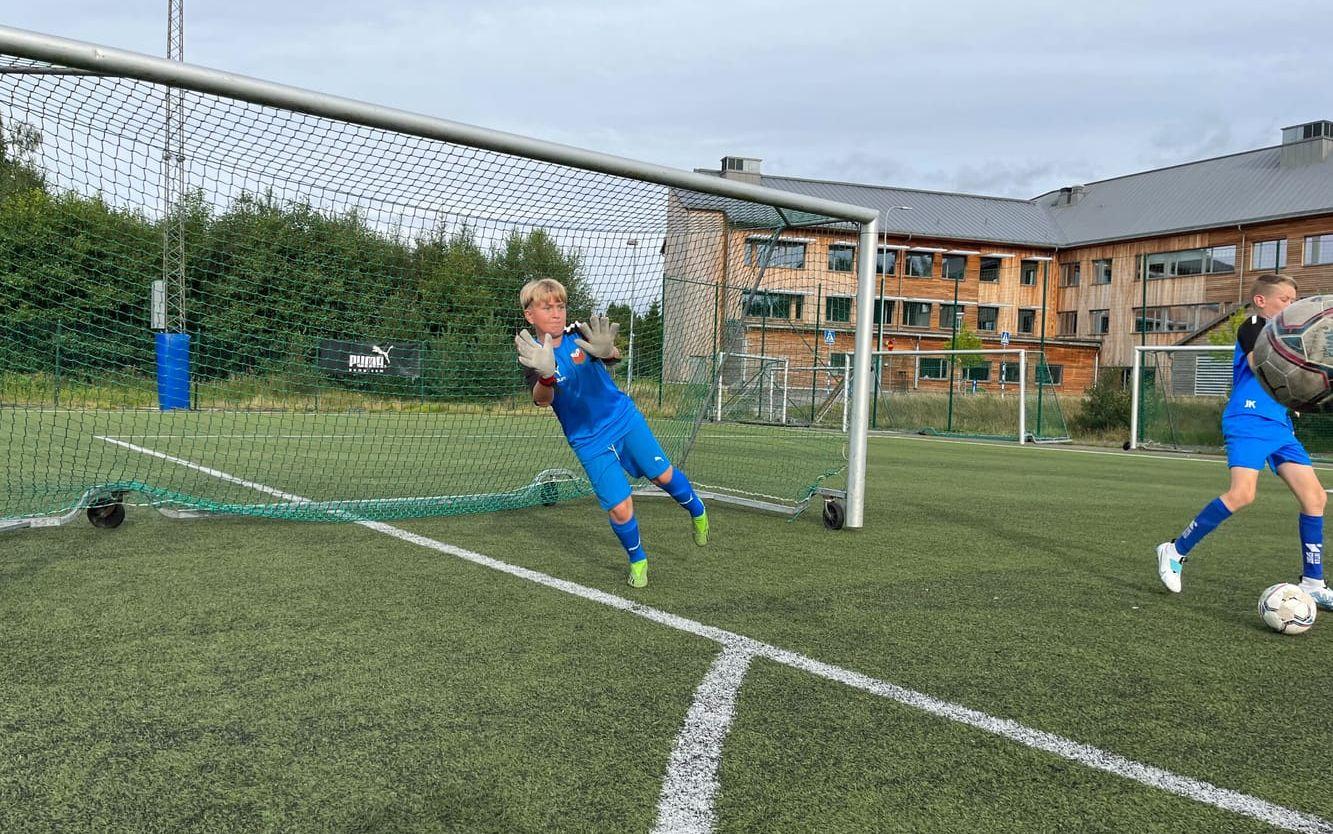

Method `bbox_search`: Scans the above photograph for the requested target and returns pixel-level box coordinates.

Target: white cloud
[4,0,1329,199]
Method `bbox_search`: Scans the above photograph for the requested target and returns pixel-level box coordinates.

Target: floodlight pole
[162,0,186,334]
[625,238,638,387]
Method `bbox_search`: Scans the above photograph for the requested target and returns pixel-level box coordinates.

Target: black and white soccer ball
[1257,582,1316,635]
[1253,295,1333,412]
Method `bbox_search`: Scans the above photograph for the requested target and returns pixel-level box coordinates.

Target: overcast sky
[5,1,1330,199]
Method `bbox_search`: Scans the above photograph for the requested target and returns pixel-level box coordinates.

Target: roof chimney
[1281,120,1333,167]
[1057,185,1086,206]
[720,156,762,185]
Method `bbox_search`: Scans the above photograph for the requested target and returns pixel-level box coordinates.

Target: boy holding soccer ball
[514,278,708,589]
[1157,273,1333,609]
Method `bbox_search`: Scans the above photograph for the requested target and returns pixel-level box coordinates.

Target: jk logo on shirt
[1245,400,1257,409]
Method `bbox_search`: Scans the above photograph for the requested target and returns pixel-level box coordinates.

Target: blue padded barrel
[154,332,191,411]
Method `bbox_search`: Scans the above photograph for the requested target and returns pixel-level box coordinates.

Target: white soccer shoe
[1298,578,1333,611]
[1156,541,1183,594]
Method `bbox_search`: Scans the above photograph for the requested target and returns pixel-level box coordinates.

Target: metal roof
[689,141,1333,248]
[1036,144,1333,245]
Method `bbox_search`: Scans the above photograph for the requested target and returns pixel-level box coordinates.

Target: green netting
[0,52,850,525]
[1134,348,1333,459]
[860,350,1071,442]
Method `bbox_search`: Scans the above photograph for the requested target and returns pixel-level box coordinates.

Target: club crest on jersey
[572,348,586,364]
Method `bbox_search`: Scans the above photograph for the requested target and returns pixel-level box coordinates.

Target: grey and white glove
[575,314,620,360]
[515,329,556,379]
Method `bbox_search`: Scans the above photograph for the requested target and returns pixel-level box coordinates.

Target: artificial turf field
[3,426,1333,833]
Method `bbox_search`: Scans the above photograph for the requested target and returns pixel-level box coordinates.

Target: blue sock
[661,469,705,518]
[1300,513,1323,582]
[611,516,646,564]
[1175,497,1233,557]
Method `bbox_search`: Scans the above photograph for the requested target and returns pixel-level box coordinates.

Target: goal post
[845,348,1070,443]
[0,26,882,530]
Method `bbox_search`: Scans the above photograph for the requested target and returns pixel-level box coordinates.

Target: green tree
[603,300,663,383]
[1208,308,1249,348]
[0,117,45,201]
[948,323,986,381]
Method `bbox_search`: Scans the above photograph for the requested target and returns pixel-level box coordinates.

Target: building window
[1036,364,1064,386]
[1000,361,1021,383]
[877,249,898,276]
[1142,245,1236,279]
[979,257,1002,282]
[874,298,894,325]
[1089,309,1110,336]
[825,296,852,323]
[906,252,934,278]
[1132,303,1223,333]
[1059,262,1080,287]
[1208,245,1237,273]
[829,351,853,372]
[918,358,949,380]
[943,254,967,281]
[939,304,965,329]
[1018,308,1036,334]
[903,301,931,327]
[742,290,803,319]
[962,362,991,382]
[1020,260,1039,286]
[745,239,806,269]
[1058,311,1078,336]
[977,306,999,331]
[1093,258,1112,284]
[827,244,855,272]
[1305,234,1333,266]
[1252,239,1288,271]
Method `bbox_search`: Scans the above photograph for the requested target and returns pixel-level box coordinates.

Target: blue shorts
[1224,416,1312,473]
[575,412,672,511]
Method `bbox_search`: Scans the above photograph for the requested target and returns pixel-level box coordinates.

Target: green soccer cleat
[692,511,709,547]
[628,559,648,588]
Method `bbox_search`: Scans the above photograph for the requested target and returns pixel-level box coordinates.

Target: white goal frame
[854,349,1029,443]
[0,26,883,528]
[1127,344,1231,451]
[714,352,790,425]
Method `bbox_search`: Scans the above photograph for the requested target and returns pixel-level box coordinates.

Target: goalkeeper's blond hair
[520,278,567,309]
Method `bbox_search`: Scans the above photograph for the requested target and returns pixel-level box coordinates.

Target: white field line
[652,646,755,834]
[97,433,807,441]
[94,435,1333,834]
[99,433,560,440]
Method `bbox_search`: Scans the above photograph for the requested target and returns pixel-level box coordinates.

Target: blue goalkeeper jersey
[526,324,636,455]
[1222,314,1290,426]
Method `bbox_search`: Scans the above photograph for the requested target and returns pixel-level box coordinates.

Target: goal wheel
[87,492,127,529]
[822,498,845,530]
[1122,440,1132,451]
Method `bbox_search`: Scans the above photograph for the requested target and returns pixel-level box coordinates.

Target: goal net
[0,32,878,529]
[857,349,1071,442]
[1130,344,1333,459]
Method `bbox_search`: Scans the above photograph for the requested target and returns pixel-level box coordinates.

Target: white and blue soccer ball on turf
[1258,582,1317,635]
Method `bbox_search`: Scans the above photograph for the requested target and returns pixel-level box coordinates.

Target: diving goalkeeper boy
[515,278,708,588]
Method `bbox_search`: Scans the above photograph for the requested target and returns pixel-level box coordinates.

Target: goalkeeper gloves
[515,329,557,381]
[575,314,620,360]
